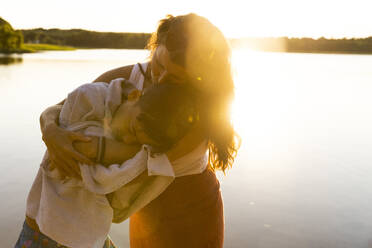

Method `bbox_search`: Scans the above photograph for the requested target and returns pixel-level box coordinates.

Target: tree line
[21,28,151,49]
[231,37,372,54]
[2,16,372,54]
[22,28,372,54]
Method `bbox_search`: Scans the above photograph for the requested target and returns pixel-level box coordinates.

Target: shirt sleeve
[59,83,108,128]
[79,147,148,194]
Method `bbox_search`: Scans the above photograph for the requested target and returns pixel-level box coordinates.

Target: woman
[41,13,239,248]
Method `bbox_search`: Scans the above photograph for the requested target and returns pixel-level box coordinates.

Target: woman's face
[150,45,189,85]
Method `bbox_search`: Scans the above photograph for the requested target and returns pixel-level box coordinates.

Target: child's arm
[73,137,146,195]
[73,120,205,167]
[74,137,141,167]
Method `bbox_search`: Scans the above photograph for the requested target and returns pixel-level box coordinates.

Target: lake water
[1,49,372,248]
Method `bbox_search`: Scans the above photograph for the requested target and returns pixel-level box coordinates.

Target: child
[15,78,199,248]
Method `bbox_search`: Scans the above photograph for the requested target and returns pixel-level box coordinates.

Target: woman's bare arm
[166,122,206,162]
[40,105,92,178]
[93,65,134,83]
[40,64,135,177]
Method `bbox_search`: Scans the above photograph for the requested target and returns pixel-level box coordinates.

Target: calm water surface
[1,49,372,248]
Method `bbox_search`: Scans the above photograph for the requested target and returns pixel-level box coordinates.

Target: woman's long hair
[147,13,240,173]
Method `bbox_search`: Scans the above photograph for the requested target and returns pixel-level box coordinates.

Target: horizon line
[16,27,372,40]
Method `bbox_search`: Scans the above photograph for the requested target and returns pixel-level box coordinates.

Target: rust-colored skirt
[129,168,224,248]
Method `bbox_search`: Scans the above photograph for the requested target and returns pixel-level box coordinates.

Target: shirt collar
[144,145,175,177]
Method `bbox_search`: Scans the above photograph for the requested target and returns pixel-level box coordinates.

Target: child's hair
[136,82,197,153]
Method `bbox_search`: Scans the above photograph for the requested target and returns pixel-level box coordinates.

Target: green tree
[0,17,24,52]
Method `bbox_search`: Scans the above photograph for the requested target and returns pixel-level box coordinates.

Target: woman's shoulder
[93,64,135,83]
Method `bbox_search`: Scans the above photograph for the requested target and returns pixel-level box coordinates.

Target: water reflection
[1,49,372,248]
[0,55,23,65]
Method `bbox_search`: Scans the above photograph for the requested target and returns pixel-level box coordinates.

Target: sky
[2,0,372,39]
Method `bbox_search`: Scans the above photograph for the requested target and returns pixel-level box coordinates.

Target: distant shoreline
[1,43,76,54]
[4,46,372,56]
[230,37,372,54]
[284,50,372,55]
[2,15,372,54]
[20,28,150,51]
[2,27,372,55]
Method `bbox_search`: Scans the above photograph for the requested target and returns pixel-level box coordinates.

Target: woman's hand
[42,123,93,178]
[40,104,93,178]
